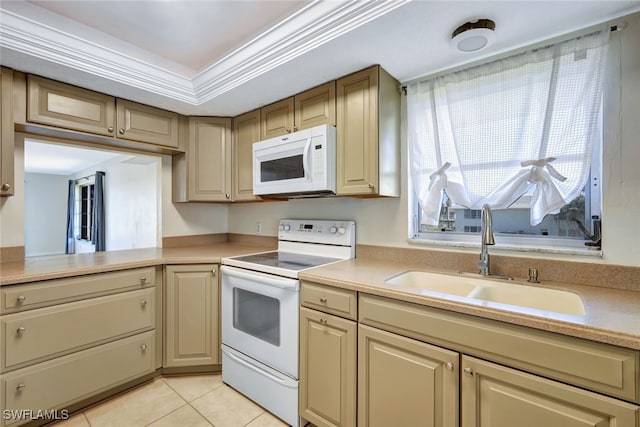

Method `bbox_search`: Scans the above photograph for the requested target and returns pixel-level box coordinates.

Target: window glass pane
[260,155,304,182]
[233,288,280,346]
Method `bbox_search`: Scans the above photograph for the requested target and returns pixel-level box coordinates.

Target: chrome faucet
[477,204,495,276]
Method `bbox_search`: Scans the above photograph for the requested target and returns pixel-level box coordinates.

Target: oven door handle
[221,266,299,290]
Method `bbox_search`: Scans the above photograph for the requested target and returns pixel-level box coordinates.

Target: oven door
[221,265,299,379]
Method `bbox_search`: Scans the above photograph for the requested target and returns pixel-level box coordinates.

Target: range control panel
[278,219,355,247]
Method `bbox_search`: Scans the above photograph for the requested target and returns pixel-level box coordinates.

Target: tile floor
[53,374,289,427]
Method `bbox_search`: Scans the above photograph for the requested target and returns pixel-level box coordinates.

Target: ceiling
[2,0,640,117]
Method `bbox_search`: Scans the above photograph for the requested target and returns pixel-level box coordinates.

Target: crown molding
[0,1,410,106]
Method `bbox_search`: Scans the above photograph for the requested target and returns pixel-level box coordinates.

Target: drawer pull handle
[141,344,147,352]
[445,362,454,371]
[464,367,474,376]
[141,300,147,308]
[16,326,26,335]
[17,295,26,303]
[319,297,327,303]
[141,276,147,284]
[16,384,26,392]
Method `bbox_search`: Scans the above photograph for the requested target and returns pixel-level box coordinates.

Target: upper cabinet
[232,109,261,202]
[24,75,182,152]
[0,68,14,197]
[336,66,400,197]
[115,99,179,148]
[173,117,232,203]
[261,81,336,139]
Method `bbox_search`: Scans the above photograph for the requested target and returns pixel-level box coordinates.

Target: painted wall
[72,155,160,251]
[24,172,68,256]
[229,13,640,267]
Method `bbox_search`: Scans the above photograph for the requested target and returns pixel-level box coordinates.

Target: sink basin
[469,285,586,315]
[385,270,586,316]
[384,271,478,296]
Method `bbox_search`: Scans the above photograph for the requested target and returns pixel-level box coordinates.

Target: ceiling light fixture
[451,19,496,53]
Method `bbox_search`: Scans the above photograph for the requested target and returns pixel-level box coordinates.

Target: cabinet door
[261,97,294,139]
[116,99,179,148]
[336,67,379,196]
[461,355,639,427]
[300,307,356,427]
[187,117,232,201]
[165,265,219,367]
[358,324,459,427]
[27,75,116,137]
[232,109,261,201]
[295,81,336,131]
[0,68,14,197]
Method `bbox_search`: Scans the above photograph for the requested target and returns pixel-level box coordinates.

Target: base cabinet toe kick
[0,267,161,427]
[300,283,640,427]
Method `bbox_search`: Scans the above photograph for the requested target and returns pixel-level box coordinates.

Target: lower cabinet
[300,284,640,427]
[299,306,356,427]
[358,324,458,427]
[461,355,639,427]
[1,332,155,427]
[164,264,219,367]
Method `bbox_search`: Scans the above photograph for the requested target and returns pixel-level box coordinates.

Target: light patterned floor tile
[51,413,90,427]
[147,404,212,427]
[162,374,223,402]
[245,411,289,427]
[84,379,186,427]
[191,385,264,426]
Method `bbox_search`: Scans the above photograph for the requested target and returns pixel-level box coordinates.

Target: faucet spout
[478,204,495,276]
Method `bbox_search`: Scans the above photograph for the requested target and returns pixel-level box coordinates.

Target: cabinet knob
[119,128,125,135]
[445,362,454,371]
[286,128,291,133]
[368,184,375,190]
[463,367,474,376]
[16,326,26,335]
[108,126,114,133]
[141,344,147,352]
[16,384,26,392]
[319,297,327,303]
[140,276,147,284]
[16,295,26,304]
[293,126,298,132]
[212,269,217,277]
[1,183,11,191]
[225,193,230,199]
[140,300,147,308]
[319,318,327,324]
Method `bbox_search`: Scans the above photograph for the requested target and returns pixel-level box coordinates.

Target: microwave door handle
[303,137,312,178]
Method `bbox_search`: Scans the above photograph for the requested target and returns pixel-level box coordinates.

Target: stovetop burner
[230,251,341,271]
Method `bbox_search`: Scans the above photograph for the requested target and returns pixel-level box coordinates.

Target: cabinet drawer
[1,331,155,427]
[1,288,155,372]
[359,294,640,403]
[1,267,155,314]
[301,282,357,320]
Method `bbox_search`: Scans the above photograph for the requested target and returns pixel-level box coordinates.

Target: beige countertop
[299,258,640,350]
[3,244,639,350]
[0,244,275,286]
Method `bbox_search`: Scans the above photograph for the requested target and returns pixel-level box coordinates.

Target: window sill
[408,236,603,258]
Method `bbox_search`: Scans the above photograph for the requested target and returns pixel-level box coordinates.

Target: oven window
[261,155,304,182]
[233,288,280,346]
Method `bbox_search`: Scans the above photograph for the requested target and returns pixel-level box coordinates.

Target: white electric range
[221,219,356,427]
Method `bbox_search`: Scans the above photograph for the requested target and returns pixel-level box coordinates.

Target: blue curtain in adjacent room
[92,171,106,252]
[65,180,76,254]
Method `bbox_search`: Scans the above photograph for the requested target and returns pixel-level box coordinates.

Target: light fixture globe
[450,19,496,52]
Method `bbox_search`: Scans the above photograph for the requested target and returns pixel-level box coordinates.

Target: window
[407,30,608,251]
[76,181,95,242]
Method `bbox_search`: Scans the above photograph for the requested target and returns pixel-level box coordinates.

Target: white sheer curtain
[408,30,609,226]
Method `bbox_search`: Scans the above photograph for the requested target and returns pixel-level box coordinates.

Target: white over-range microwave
[252,124,336,198]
